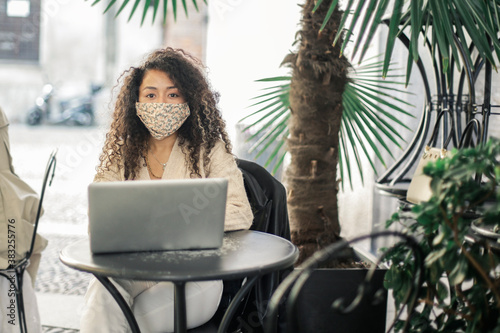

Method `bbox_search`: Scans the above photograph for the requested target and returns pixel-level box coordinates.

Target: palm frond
[339,119,365,190]
[241,60,414,188]
[382,0,405,77]
[88,0,204,24]
[320,0,500,81]
[237,77,290,175]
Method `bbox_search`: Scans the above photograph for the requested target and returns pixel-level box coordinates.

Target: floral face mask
[136,102,190,140]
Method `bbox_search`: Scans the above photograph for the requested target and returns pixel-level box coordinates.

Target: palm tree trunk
[284,0,350,265]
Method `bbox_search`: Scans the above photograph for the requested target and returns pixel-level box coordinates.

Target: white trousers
[80,278,223,333]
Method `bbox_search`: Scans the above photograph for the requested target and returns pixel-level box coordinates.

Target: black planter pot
[277,246,389,333]
[292,267,388,333]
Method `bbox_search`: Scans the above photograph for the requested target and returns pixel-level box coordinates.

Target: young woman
[80,48,253,333]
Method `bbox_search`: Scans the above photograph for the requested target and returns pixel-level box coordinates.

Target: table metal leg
[218,276,259,333]
[174,282,187,333]
[94,275,141,333]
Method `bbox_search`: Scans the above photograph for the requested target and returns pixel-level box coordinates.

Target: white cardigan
[94,138,254,231]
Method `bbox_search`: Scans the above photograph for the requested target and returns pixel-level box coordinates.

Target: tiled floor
[35,235,90,297]
[36,235,88,332]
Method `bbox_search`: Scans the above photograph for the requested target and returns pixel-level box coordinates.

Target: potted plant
[383,138,500,332]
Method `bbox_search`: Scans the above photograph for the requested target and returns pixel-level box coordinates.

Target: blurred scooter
[26,83,102,126]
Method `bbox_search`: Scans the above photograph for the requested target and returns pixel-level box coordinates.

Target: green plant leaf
[317,0,340,35]
[450,11,475,72]
[180,0,188,17]
[453,0,498,69]
[352,0,379,59]
[428,0,450,74]
[404,41,415,87]
[163,0,168,23]
[493,0,500,40]
[338,0,359,56]
[354,82,414,114]
[312,0,325,13]
[436,280,449,303]
[127,0,142,22]
[115,0,131,17]
[103,0,118,14]
[243,104,288,136]
[463,0,500,61]
[425,247,446,267]
[339,126,354,189]
[382,0,404,78]
[360,0,391,62]
[151,0,160,23]
[344,88,402,156]
[342,90,386,168]
[448,257,467,286]
[410,0,423,63]
[93,0,205,24]
[333,0,355,50]
[172,0,177,20]
[340,0,500,83]
[340,108,370,187]
[140,0,151,25]
[271,143,288,175]
[352,83,414,123]
[247,113,289,153]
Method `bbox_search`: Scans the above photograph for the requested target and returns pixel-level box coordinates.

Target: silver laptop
[88,178,228,254]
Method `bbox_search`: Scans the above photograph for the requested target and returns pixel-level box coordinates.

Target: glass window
[7,0,30,17]
[0,0,40,61]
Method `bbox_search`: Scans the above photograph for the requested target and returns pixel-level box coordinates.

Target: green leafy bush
[384,138,500,332]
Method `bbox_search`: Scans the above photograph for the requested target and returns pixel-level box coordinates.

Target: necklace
[145,155,162,179]
[150,150,168,170]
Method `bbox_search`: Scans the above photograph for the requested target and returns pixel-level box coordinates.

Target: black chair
[190,159,292,333]
[0,150,57,333]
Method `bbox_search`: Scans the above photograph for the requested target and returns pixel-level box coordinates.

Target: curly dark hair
[96,48,232,180]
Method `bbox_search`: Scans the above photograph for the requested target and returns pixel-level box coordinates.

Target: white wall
[206,0,300,142]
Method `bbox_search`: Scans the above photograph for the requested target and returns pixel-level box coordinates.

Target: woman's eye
[169,93,179,98]
[146,93,155,99]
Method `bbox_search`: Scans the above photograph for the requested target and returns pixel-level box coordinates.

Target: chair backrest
[237,159,291,239]
[26,150,57,261]
[236,159,292,330]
